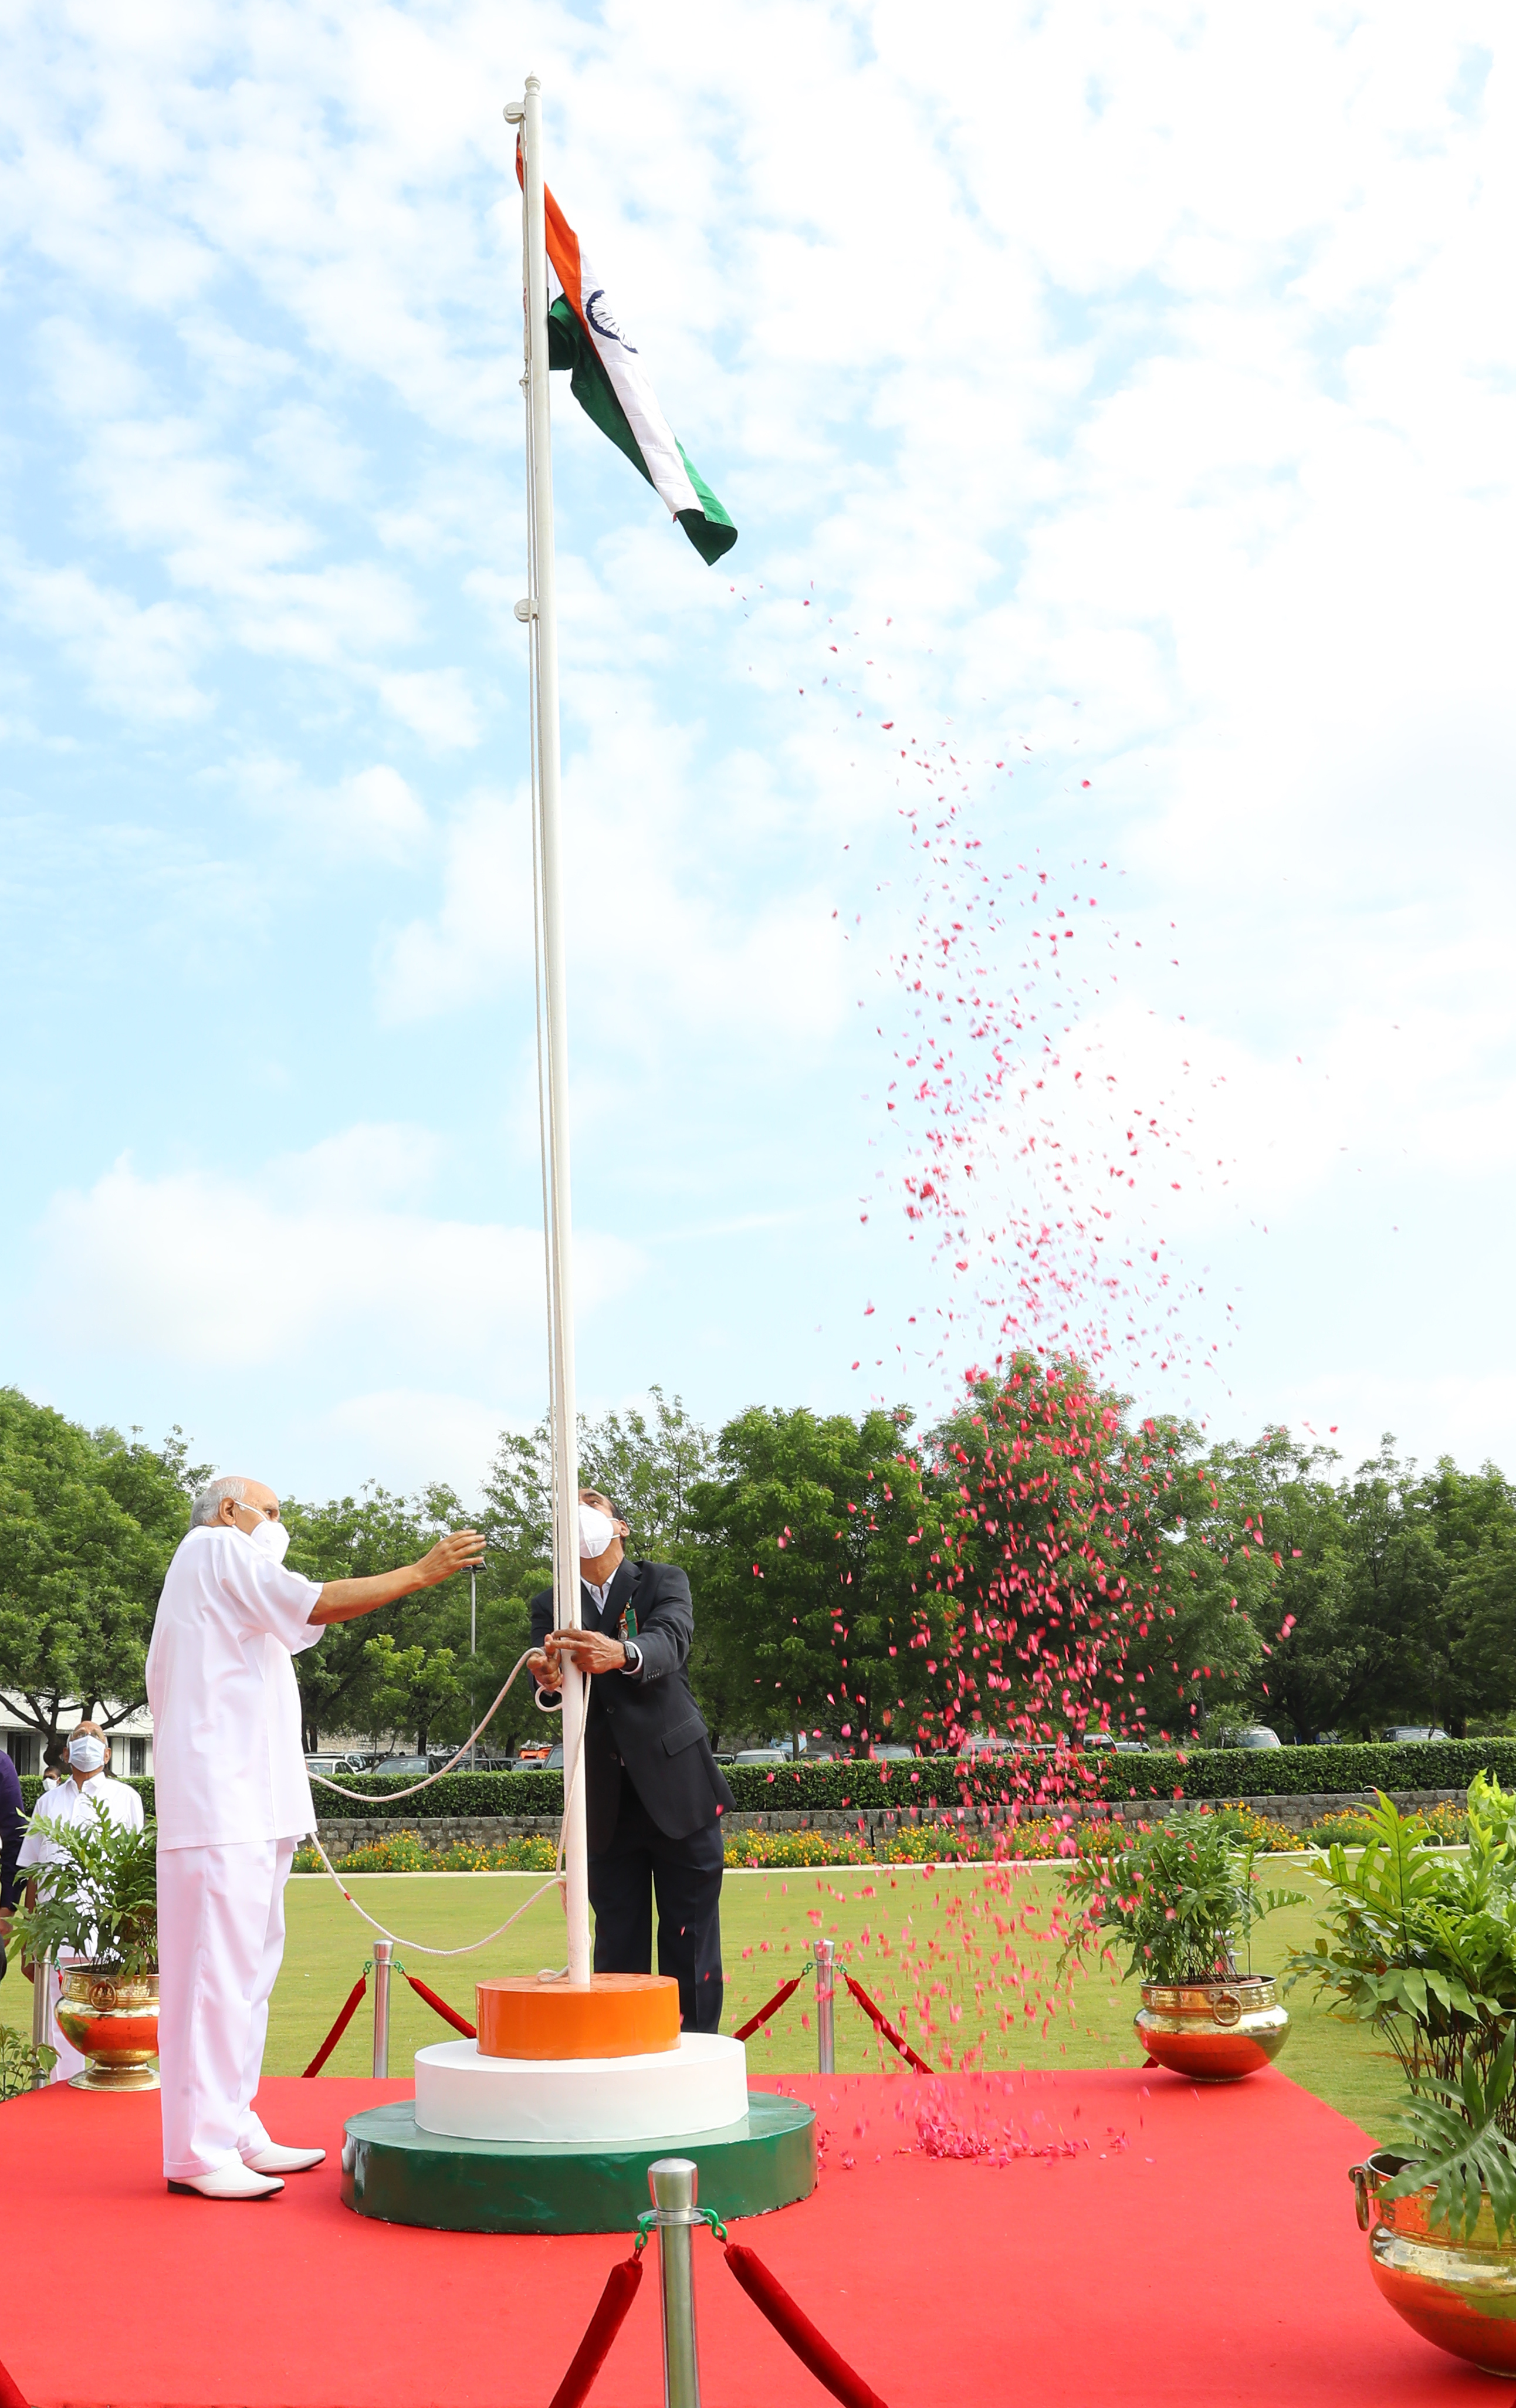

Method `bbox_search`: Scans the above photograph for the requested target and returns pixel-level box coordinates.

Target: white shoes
[169,2159,285,2201]
[243,2143,326,2174]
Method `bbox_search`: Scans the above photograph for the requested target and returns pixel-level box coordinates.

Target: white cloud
[32,1128,641,1380]
[377,787,532,1022]
[232,756,430,863]
[2,549,211,721]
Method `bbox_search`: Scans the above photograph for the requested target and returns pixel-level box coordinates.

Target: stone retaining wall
[312,1787,1465,1859]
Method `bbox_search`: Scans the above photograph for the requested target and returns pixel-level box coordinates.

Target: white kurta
[146,1524,326,2177]
[19,1773,146,2083]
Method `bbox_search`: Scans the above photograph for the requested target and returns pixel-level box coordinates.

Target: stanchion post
[372,1940,392,2077]
[31,1946,53,2086]
[814,1937,835,2075]
[648,2157,703,2408]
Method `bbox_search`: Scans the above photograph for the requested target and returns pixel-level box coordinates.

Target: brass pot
[1134,1975,1290,2081]
[55,1966,160,2092]
[1350,2149,1516,2375]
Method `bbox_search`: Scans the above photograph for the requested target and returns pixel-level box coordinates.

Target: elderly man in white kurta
[18,1721,145,2084]
[148,1473,482,2201]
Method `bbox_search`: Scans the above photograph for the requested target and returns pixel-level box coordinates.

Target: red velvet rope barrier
[547,2254,644,2408]
[0,2350,31,2408]
[723,2243,889,2408]
[842,1971,932,2076]
[733,1973,803,2042]
[301,1973,368,2076]
[406,1971,478,2038]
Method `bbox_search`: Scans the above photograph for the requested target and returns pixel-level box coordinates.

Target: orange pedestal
[474,1973,681,2060]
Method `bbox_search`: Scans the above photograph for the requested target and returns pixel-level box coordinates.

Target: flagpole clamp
[514,598,537,623]
[503,100,525,124]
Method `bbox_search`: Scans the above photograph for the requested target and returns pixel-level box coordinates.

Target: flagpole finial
[526,73,541,93]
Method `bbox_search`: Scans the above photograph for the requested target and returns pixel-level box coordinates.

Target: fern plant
[1285,1780,1516,2128]
[10,1805,158,1980]
[1062,1810,1303,1985]
[1383,2025,1516,2241]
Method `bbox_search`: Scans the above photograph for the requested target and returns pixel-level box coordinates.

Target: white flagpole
[510,73,591,1988]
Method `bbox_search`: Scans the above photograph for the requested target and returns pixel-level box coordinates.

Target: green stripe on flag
[547,297,736,563]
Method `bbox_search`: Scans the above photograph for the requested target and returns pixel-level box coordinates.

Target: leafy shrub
[1303,1800,1468,1849]
[0,2025,56,2099]
[293,1830,558,1874]
[1064,1810,1304,1984]
[724,1828,870,1868]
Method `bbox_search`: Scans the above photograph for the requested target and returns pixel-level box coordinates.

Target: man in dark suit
[528,1489,733,2031]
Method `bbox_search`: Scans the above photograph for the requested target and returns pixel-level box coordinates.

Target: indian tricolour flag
[519,143,737,565]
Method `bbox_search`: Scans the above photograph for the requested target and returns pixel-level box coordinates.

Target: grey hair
[191,1474,247,1528]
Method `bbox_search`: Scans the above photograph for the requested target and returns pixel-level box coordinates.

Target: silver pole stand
[372,1940,392,2077]
[31,1947,53,2085]
[814,1937,835,2074]
[648,2159,703,2408]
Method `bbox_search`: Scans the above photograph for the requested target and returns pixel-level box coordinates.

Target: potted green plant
[11,1809,159,2092]
[1289,1777,1516,2374]
[1064,1808,1301,2079]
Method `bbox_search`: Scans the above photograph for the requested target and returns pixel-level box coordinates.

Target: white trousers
[156,1838,295,2180]
[41,1959,86,2085]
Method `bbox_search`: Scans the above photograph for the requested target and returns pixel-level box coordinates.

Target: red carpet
[0,2067,1508,2406]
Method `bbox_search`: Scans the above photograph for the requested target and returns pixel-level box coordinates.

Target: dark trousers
[587,1781,725,2032]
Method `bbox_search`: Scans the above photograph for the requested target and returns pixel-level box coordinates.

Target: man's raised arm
[310,1530,485,1625]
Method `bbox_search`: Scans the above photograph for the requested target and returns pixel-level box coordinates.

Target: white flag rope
[302,1652,588,1961]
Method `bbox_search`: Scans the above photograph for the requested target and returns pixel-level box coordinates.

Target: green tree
[929,1356,1206,1754]
[689,1403,960,1755]
[1146,1428,1344,1744]
[0,1388,199,1740]
[282,1482,478,1754]
[580,1386,715,1567]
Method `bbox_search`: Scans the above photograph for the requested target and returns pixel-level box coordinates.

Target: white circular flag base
[413,2030,750,2145]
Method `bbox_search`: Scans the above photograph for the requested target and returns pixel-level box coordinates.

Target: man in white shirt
[18,1722,145,2083]
[148,1473,482,2203]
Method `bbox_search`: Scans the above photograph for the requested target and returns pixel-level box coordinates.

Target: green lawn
[272,1859,1406,2141]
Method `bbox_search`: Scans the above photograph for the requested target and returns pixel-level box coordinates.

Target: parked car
[515,1744,564,1770]
[1217,1726,1282,1750]
[1382,1726,1449,1744]
[868,1744,917,1761]
[731,1746,788,1764]
[367,1754,429,1780]
[303,1753,367,1778]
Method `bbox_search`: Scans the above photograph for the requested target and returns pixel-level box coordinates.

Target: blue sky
[2,0,1513,1505]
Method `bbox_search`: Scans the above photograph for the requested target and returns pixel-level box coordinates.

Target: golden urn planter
[55,1966,160,2092]
[1135,1974,1290,2081]
[1350,2150,1516,2375]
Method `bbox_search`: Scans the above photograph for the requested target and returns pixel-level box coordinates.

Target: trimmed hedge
[16,1739,1510,1830]
[1112,1738,1516,1803]
[299,1739,1516,1820]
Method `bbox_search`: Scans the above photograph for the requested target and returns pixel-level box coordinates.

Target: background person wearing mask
[148,1474,483,2201]
[16,1722,145,2080]
[528,1490,733,2032]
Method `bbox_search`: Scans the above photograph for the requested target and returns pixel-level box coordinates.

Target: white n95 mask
[578,1504,615,1560]
[68,1737,108,1773]
[246,1516,292,1565]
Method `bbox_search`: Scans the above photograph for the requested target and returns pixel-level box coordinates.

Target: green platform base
[340,2089,817,2233]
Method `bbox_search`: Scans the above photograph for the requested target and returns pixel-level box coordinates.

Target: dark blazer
[529,1558,734,1854]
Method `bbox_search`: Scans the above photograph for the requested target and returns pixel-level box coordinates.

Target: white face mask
[69,1737,108,1773]
[244,1514,292,1565]
[578,1504,615,1561]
